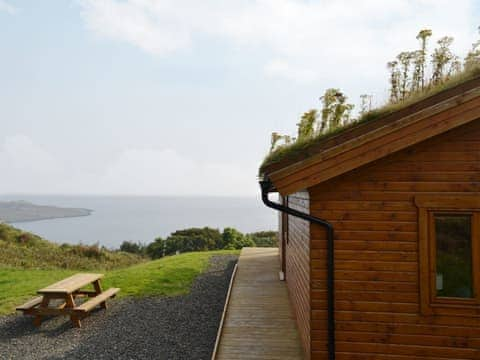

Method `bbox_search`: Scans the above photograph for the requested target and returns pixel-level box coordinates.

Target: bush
[142,227,277,258]
[236,234,256,249]
[146,237,165,259]
[0,223,42,246]
[164,234,211,255]
[0,224,144,270]
[222,228,255,250]
[67,243,104,259]
[170,227,222,250]
[120,241,146,255]
[248,231,278,247]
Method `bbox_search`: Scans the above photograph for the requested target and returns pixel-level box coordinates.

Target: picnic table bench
[16,273,119,328]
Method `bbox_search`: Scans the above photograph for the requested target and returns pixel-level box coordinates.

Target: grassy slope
[0,223,239,315]
[0,223,143,270]
[0,250,238,315]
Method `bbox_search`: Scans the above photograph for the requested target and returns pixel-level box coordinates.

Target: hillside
[0,200,92,223]
[0,223,143,270]
[0,223,239,315]
[0,248,237,315]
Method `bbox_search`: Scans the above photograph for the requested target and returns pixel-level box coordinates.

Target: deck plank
[216,247,304,359]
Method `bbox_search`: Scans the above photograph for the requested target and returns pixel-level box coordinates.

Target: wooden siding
[309,119,480,359]
[286,191,311,358]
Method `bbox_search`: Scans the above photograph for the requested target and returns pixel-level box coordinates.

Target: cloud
[99,147,257,196]
[79,0,193,55]
[0,135,256,196]
[0,135,63,193]
[78,0,478,85]
[0,0,17,14]
[264,59,319,83]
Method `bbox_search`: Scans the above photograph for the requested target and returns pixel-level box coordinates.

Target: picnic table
[16,273,119,328]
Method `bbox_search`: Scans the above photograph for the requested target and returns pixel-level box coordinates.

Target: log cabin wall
[285,191,311,358]
[309,120,480,359]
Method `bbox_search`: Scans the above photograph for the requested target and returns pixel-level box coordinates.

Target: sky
[1,0,479,196]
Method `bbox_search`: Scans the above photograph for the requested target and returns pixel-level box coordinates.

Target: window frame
[415,194,480,316]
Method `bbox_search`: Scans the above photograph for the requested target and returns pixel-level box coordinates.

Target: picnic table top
[38,273,104,294]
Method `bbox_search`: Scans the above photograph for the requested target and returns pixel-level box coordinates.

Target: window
[434,214,473,298]
[415,195,480,316]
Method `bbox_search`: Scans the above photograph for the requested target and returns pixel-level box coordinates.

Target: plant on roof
[397,51,415,101]
[359,94,373,116]
[319,89,354,133]
[290,90,355,144]
[262,26,480,172]
[410,50,423,93]
[416,29,433,90]
[389,29,434,102]
[431,36,457,84]
[387,60,401,103]
[465,27,480,71]
[270,132,293,152]
[297,110,317,141]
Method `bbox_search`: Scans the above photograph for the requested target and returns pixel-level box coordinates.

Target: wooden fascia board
[268,87,480,196]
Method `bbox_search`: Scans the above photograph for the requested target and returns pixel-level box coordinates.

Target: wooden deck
[215,247,304,360]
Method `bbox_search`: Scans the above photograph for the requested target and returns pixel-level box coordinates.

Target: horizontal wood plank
[16,296,43,311]
[38,273,103,294]
[74,288,119,312]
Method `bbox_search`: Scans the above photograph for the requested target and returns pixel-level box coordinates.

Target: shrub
[150,227,279,254]
[70,243,104,259]
[146,237,165,259]
[0,224,144,270]
[222,228,256,250]
[170,227,222,250]
[164,234,211,255]
[120,241,146,255]
[248,231,278,247]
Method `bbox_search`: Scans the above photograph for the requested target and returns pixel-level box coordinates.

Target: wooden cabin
[260,77,480,359]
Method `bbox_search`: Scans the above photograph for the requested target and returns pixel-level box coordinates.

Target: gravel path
[0,255,237,360]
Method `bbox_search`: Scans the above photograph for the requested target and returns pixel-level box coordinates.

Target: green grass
[0,250,239,315]
[260,66,480,173]
[0,268,76,315]
[0,223,239,315]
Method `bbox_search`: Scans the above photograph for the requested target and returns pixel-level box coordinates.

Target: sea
[0,195,277,249]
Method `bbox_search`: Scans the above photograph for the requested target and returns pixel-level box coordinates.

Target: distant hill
[0,200,92,223]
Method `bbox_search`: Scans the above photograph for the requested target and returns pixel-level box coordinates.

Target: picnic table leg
[33,296,50,327]
[65,294,81,328]
[93,280,107,309]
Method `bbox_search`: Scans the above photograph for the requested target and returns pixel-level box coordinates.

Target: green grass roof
[260,67,480,175]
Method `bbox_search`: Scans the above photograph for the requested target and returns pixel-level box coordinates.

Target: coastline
[3,196,276,248]
[0,200,93,224]
[6,210,93,224]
